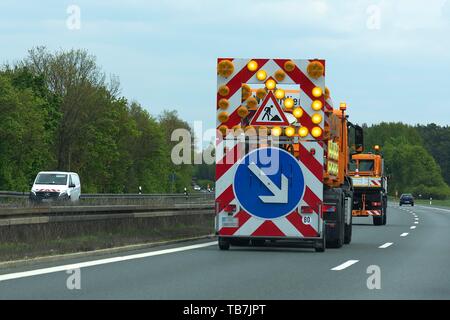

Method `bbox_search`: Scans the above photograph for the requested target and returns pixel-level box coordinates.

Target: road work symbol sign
[233,147,305,219]
[249,91,289,126]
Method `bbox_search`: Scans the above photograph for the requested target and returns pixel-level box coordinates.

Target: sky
[1,0,450,136]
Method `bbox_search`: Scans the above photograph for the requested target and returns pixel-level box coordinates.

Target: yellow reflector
[311,113,323,124]
[284,98,294,109]
[218,98,229,110]
[256,70,267,81]
[274,69,286,82]
[285,127,295,137]
[311,126,323,138]
[293,107,303,118]
[275,89,285,99]
[217,60,234,78]
[299,127,309,137]
[312,87,323,98]
[271,126,282,137]
[265,79,276,90]
[311,100,323,111]
[247,60,258,72]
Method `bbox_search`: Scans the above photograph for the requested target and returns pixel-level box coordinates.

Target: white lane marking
[414,221,419,224]
[379,242,393,249]
[0,241,217,282]
[410,226,416,229]
[400,233,409,237]
[415,218,419,221]
[417,205,450,213]
[331,260,359,271]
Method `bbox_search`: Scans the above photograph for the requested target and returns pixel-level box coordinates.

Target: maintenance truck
[215,58,364,252]
[349,147,388,225]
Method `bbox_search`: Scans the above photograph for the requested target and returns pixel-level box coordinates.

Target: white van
[30,171,81,203]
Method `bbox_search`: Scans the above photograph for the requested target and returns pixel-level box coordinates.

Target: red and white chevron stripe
[367,210,382,216]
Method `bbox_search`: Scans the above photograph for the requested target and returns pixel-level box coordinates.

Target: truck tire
[251,239,265,247]
[344,214,352,244]
[326,192,344,248]
[218,237,230,250]
[373,216,383,225]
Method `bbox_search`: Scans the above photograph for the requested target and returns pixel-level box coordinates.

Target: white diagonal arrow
[248,162,288,204]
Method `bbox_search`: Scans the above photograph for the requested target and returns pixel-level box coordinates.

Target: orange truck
[348,147,388,225]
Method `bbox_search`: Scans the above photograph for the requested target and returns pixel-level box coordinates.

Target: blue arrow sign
[233,147,305,219]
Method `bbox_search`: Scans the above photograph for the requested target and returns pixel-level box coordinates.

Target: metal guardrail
[0,191,215,208]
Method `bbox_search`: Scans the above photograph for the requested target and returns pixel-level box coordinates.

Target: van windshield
[35,174,68,185]
[359,160,374,171]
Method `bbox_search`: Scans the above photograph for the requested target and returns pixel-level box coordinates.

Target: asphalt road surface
[0,204,449,299]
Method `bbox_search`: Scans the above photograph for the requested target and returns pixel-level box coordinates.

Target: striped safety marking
[215,58,326,239]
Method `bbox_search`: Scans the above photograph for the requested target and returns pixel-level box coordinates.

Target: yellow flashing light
[293,107,303,118]
[247,60,258,72]
[265,79,276,90]
[311,126,323,138]
[271,126,282,137]
[285,126,295,137]
[284,98,294,109]
[311,113,323,125]
[275,89,285,99]
[312,87,323,98]
[311,100,323,111]
[256,70,267,81]
[298,126,309,137]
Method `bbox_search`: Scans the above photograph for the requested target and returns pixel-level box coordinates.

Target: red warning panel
[249,91,289,126]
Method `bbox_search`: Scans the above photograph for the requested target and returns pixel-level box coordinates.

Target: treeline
[363,122,450,199]
[0,47,193,193]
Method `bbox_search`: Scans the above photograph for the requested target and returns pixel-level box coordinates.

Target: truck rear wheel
[373,216,383,225]
[218,237,230,250]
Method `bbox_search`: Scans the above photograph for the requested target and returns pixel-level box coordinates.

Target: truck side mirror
[355,125,364,153]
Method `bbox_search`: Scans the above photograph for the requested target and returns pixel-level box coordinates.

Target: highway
[0,204,449,299]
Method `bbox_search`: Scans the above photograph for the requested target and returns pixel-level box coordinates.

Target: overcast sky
[1,0,450,133]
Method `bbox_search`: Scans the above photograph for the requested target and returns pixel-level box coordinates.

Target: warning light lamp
[284,60,296,72]
[340,102,347,111]
[265,79,276,90]
[307,61,324,79]
[293,107,303,118]
[247,60,258,72]
[275,89,285,99]
[217,60,234,78]
[374,145,380,151]
[311,126,323,138]
[246,97,258,109]
[298,126,309,137]
[218,125,228,136]
[311,100,323,111]
[271,126,282,137]
[284,98,294,109]
[311,113,323,124]
[256,70,267,81]
[274,69,286,82]
[237,106,249,118]
[312,87,323,98]
[218,98,229,110]
[256,88,267,100]
[218,85,230,97]
[285,126,295,137]
[218,111,229,123]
